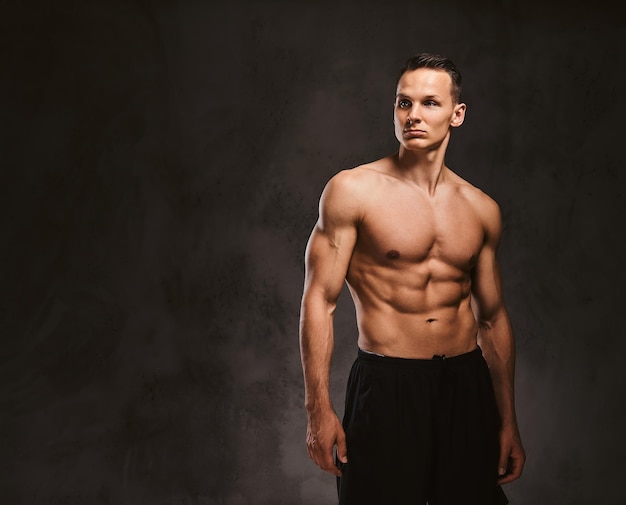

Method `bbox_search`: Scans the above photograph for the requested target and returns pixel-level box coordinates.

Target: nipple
[386,249,400,260]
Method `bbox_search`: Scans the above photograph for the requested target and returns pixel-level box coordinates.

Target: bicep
[471,246,504,322]
[303,220,357,305]
[302,173,360,305]
[471,202,505,322]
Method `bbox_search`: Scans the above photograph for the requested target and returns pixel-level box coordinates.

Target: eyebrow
[395,93,443,100]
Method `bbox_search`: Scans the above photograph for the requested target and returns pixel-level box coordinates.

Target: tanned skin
[299,68,525,484]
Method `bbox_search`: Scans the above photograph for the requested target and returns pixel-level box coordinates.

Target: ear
[450,102,466,128]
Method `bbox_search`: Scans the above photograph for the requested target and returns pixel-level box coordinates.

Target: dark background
[2,1,625,504]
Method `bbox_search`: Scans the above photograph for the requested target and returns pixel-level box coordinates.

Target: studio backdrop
[1,1,625,504]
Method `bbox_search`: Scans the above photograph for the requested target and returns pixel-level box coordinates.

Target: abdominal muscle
[346,261,479,359]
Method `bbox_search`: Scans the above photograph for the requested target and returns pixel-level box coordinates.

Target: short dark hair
[398,53,462,103]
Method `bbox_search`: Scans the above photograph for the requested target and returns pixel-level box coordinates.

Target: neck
[394,136,450,195]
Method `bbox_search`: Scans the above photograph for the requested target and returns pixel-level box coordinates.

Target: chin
[401,139,428,150]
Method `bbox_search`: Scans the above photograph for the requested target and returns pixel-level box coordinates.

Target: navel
[386,249,400,260]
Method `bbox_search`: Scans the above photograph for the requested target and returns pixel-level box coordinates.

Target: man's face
[393,68,465,150]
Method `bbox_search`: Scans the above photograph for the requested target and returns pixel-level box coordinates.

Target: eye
[424,100,438,107]
[397,99,411,109]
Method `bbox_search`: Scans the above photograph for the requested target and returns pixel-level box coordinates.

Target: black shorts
[337,347,508,505]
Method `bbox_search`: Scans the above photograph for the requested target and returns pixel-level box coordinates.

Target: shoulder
[320,161,388,208]
[447,170,499,212]
[448,170,502,236]
[317,166,370,226]
[324,162,384,193]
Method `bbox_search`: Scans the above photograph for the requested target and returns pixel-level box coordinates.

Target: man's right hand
[306,408,348,477]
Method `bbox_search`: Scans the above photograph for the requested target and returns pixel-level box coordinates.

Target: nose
[406,106,421,125]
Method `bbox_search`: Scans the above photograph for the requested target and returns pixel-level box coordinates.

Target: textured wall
[1,1,625,504]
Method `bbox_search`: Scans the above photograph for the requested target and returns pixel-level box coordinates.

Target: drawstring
[433,353,448,382]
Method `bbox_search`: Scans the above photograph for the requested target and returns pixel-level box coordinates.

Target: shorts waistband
[357,346,483,369]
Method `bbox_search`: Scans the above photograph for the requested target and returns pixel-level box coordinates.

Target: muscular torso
[345,161,487,358]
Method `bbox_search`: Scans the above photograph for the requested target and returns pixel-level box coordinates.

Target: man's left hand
[497,425,526,484]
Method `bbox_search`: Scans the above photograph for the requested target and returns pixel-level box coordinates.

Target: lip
[403,129,426,137]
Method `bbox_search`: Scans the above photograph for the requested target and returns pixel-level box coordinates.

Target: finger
[307,444,316,464]
[497,454,524,484]
[308,438,341,476]
[326,463,342,477]
[497,468,509,483]
[509,453,525,480]
[498,468,519,485]
[497,444,510,478]
[307,437,325,469]
[306,435,316,461]
[336,428,348,464]
[319,450,341,477]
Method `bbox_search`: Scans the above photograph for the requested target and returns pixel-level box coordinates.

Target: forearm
[471,215,526,481]
[477,310,518,428]
[299,294,337,412]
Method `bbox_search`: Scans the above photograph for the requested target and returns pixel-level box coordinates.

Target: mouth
[403,129,426,137]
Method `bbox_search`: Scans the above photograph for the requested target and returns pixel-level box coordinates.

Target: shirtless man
[299,53,525,504]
